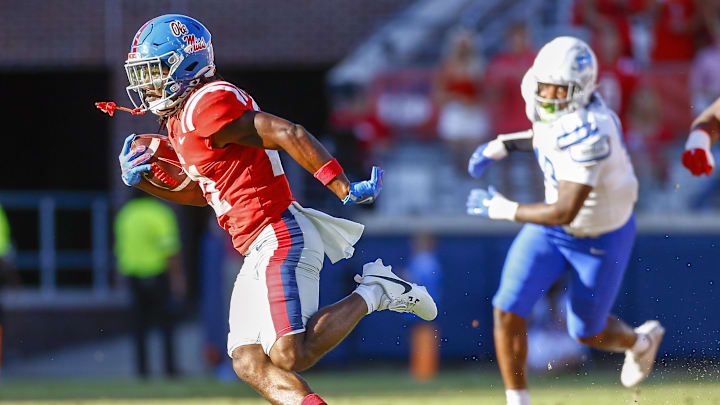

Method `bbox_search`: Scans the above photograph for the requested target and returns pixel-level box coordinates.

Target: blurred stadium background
[2,0,720,403]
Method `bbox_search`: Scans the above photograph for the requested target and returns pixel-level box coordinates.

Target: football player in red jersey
[116,15,437,405]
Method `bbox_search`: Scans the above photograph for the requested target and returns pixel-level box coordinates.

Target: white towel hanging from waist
[290,201,364,264]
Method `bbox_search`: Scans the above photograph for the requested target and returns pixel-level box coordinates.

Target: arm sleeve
[189,86,258,138]
[498,129,534,152]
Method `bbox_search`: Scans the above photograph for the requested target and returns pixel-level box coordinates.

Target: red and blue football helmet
[124,14,216,116]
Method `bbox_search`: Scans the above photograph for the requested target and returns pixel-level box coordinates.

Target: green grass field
[1,367,719,404]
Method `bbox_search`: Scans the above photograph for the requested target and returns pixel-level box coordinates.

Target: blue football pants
[492,216,636,338]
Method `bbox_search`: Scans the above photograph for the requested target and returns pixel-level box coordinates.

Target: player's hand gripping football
[119,134,152,186]
[343,166,384,205]
[682,129,714,176]
[466,186,519,221]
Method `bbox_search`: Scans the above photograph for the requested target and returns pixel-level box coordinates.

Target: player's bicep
[212,111,289,150]
[211,110,262,148]
[250,112,298,150]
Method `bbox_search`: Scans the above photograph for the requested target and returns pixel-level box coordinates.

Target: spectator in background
[698,0,720,41]
[690,29,720,113]
[434,28,491,172]
[647,0,701,62]
[200,214,242,380]
[402,233,443,381]
[115,195,186,378]
[328,85,389,175]
[693,0,720,111]
[0,206,13,269]
[483,23,539,202]
[0,204,19,377]
[404,233,442,314]
[485,23,536,134]
[574,0,648,58]
[0,204,18,291]
[624,83,675,200]
[593,25,640,124]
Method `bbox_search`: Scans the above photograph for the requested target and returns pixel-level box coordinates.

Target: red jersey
[166,80,294,254]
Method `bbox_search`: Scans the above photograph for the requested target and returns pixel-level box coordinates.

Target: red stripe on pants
[266,220,292,337]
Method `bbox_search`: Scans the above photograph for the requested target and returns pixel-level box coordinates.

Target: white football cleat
[354,259,438,321]
[621,320,665,387]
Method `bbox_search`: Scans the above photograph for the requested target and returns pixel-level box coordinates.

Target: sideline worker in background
[404,233,443,381]
[115,195,186,378]
[0,204,19,378]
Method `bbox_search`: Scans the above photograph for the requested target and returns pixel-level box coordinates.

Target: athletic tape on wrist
[489,197,519,221]
[313,158,344,185]
[686,128,711,151]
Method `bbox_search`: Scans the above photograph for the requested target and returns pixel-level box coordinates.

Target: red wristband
[313,158,343,185]
[301,394,327,405]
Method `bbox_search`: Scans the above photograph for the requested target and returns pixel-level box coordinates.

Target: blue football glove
[466,186,519,221]
[466,187,492,217]
[468,143,495,178]
[119,134,152,187]
[343,166,384,205]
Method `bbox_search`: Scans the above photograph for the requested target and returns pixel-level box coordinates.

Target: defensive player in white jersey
[465,37,665,405]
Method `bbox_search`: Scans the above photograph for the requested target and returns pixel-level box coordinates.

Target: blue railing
[0,192,112,300]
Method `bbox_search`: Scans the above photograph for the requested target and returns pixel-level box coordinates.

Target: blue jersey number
[534,147,557,188]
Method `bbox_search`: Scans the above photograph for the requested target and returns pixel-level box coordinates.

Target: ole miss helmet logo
[170,20,189,37]
[168,19,207,53]
[182,34,208,53]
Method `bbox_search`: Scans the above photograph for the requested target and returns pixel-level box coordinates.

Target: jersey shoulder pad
[567,134,610,165]
[180,81,259,134]
[553,109,598,150]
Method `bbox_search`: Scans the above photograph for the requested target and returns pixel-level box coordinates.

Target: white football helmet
[521,36,598,122]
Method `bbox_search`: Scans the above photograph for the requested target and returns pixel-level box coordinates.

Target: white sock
[506,389,530,405]
[632,333,651,353]
[354,284,384,314]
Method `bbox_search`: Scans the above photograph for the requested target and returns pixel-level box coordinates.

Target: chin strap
[95,101,146,117]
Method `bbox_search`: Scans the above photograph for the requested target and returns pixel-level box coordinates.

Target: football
[131,134,192,191]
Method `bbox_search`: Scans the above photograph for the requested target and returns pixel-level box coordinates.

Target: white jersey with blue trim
[531,94,638,236]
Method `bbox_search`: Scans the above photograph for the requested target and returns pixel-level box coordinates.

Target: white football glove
[466,186,519,221]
